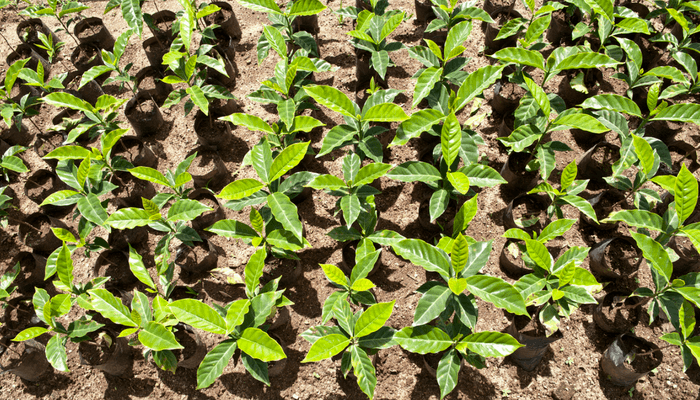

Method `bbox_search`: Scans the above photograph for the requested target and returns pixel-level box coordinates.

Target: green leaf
[452,195,479,237]
[306,174,346,190]
[354,301,394,338]
[350,345,376,399]
[238,328,286,362]
[129,166,170,187]
[46,335,68,372]
[603,210,664,231]
[305,85,357,119]
[354,163,392,187]
[387,161,441,183]
[394,325,452,354]
[632,134,655,177]
[105,208,152,229]
[5,58,28,94]
[218,179,265,201]
[451,234,470,273]
[554,52,619,71]
[225,299,250,331]
[363,103,409,122]
[492,47,545,70]
[289,0,326,15]
[39,190,80,207]
[77,194,108,226]
[340,194,361,228]
[456,331,523,357]
[196,340,237,389]
[12,327,49,341]
[650,104,700,124]
[466,275,527,315]
[551,113,609,133]
[444,20,471,60]
[436,348,460,399]
[675,164,698,224]
[391,109,444,147]
[89,288,137,327]
[43,145,91,160]
[186,85,209,115]
[302,333,350,362]
[170,299,227,335]
[645,66,688,84]
[525,239,552,271]
[392,239,451,278]
[414,284,452,325]
[220,113,274,133]
[524,14,551,45]
[413,67,442,108]
[454,65,504,112]
[56,244,73,288]
[0,155,28,173]
[538,219,576,243]
[206,219,260,239]
[448,277,467,295]
[631,232,672,285]
[581,94,641,117]
[458,164,507,187]
[524,77,550,120]
[43,92,93,113]
[244,248,266,297]
[139,322,183,351]
[441,113,461,167]
[167,199,211,222]
[321,264,348,287]
[128,244,156,289]
[237,0,281,13]
[267,192,303,241]
[269,142,309,183]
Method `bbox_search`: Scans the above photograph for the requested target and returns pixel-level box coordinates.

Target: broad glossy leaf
[321,263,348,287]
[350,345,376,399]
[302,333,350,362]
[167,199,211,222]
[387,161,441,183]
[170,299,227,334]
[632,134,655,177]
[414,284,452,325]
[238,328,285,362]
[554,52,618,70]
[391,109,444,147]
[675,165,698,224]
[413,67,442,108]
[355,301,394,338]
[267,192,303,240]
[206,219,259,239]
[289,0,326,15]
[394,325,452,354]
[46,335,68,372]
[237,0,281,13]
[551,113,609,133]
[525,239,552,271]
[220,113,273,133]
[458,164,507,187]
[44,92,93,113]
[105,208,152,229]
[225,299,250,331]
[44,145,91,160]
[581,94,641,117]
[89,289,137,327]
[218,179,264,201]
[492,47,545,70]
[454,65,504,112]
[631,232,672,284]
[393,239,450,278]
[56,244,73,288]
[129,244,156,289]
[305,85,357,118]
[139,322,183,351]
[196,340,237,389]
[437,348,460,399]
[121,0,143,37]
[456,331,522,357]
[604,210,663,231]
[363,103,409,122]
[651,103,700,124]
[441,113,461,167]
[466,275,527,315]
[538,219,576,243]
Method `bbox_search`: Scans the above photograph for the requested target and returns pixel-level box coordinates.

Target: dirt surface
[1,1,700,400]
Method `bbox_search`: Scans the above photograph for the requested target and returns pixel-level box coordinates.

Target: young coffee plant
[513,241,601,335]
[306,152,391,228]
[422,0,492,32]
[304,84,408,161]
[236,0,327,61]
[17,62,66,94]
[348,9,407,81]
[326,194,405,247]
[172,248,290,387]
[0,145,29,181]
[0,262,19,306]
[78,30,139,93]
[21,0,89,45]
[128,153,198,201]
[42,92,127,143]
[1,58,41,132]
[35,31,64,63]
[320,238,382,309]
[528,160,597,221]
[301,299,396,399]
[392,233,524,398]
[13,243,109,372]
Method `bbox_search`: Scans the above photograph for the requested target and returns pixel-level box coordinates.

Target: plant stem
[0,31,14,51]
[634,344,673,357]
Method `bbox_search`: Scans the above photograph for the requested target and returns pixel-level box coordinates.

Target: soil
[19,214,52,250]
[172,326,199,362]
[589,144,620,176]
[94,250,135,288]
[76,20,104,40]
[205,6,233,27]
[510,197,547,230]
[176,241,214,272]
[125,97,158,120]
[73,44,99,66]
[195,116,230,141]
[33,132,64,159]
[1,1,700,399]
[17,22,42,43]
[112,138,146,165]
[498,81,526,102]
[189,151,221,176]
[604,239,641,277]
[24,171,54,204]
[595,293,640,333]
[79,333,117,366]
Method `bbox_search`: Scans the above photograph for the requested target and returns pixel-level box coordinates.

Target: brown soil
[94,250,135,288]
[125,98,158,120]
[196,118,229,140]
[24,171,53,204]
[112,139,144,165]
[18,23,42,43]
[79,333,116,366]
[498,81,526,102]
[34,132,64,158]
[176,241,213,272]
[189,151,220,176]
[172,326,198,362]
[20,214,51,249]
[589,144,620,175]
[74,44,99,65]
[205,6,233,26]
[511,197,547,230]
[604,239,641,276]
[596,293,639,333]
[76,20,104,40]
